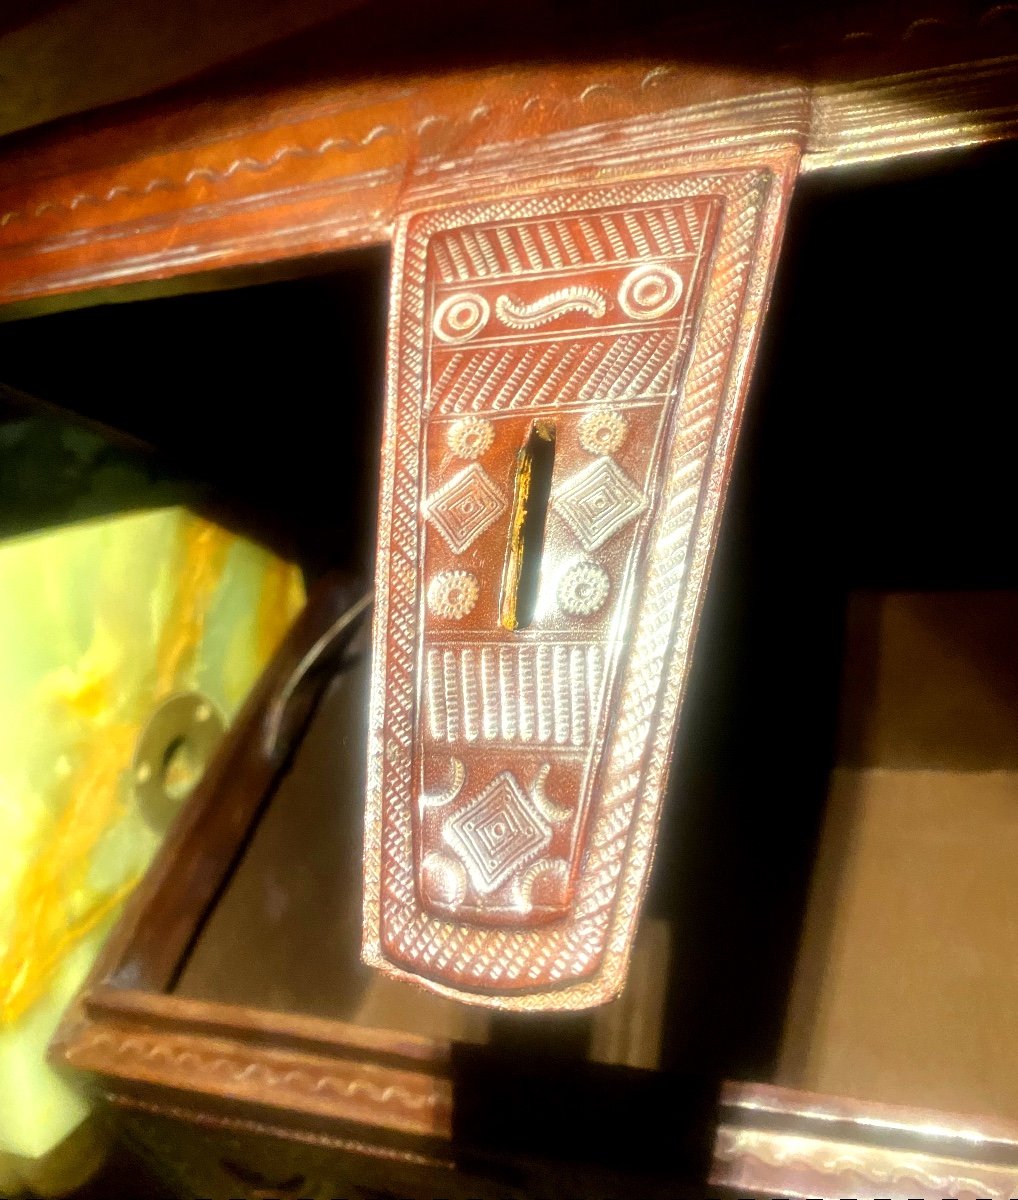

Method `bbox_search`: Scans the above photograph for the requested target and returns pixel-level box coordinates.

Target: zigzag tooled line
[376,175,765,992]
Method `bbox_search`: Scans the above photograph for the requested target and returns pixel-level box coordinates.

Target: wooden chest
[3,7,1018,1194]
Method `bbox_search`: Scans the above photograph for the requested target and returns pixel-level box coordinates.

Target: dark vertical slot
[501,419,556,630]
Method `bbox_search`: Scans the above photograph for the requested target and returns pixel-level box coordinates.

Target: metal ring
[132,691,226,832]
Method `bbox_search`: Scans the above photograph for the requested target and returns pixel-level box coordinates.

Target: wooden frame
[4,14,1018,1194]
[52,581,1018,1196]
[3,50,1018,310]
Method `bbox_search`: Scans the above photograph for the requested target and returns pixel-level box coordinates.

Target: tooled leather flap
[363,146,800,1010]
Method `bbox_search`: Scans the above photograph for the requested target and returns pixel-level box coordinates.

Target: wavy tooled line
[76,1031,440,1112]
[714,1129,1016,1196]
[0,97,495,233]
[495,286,607,330]
[0,125,400,229]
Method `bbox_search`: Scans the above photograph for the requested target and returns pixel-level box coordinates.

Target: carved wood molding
[807,53,1018,168]
[67,1026,1018,1198]
[82,986,452,1069]
[64,1023,452,1138]
[112,1092,453,1167]
[752,0,1018,69]
[713,1126,1018,1200]
[0,57,1016,306]
[713,1083,1018,1200]
[19,27,1018,1186]
[0,64,786,251]
[362,143,800,1009]
[42,593,1018,1186]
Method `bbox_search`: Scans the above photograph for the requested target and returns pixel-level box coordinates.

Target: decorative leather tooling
[364,155,797,1009]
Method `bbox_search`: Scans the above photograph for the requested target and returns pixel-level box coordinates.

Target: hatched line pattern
[426,643,604,747]
[430,328,679,414]
[366,166,783,1001]
[429,200,711,281]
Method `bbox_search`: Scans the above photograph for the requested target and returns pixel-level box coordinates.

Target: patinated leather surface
[362,149,800,1009]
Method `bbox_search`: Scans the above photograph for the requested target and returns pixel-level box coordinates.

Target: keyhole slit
[501,419,556,630]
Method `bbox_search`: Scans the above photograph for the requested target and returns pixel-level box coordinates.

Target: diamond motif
[425,464,507,554]
[444,772,551,894]
[553,456,645,552]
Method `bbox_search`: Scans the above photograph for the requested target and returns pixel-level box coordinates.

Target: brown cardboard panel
[781,591,1018,1116]
[779,767,1018,1117]
[838,591,1018,770]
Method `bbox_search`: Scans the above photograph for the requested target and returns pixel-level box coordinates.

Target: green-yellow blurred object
[0,505,304,1168]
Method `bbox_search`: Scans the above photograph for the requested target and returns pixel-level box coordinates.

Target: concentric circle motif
[432,292,490,344]
[617,264,684,321]
[428,570,480,620]
[420,852,467,907]
[577,407,628,456]
[447,416,495,460]
[556,559,610,617]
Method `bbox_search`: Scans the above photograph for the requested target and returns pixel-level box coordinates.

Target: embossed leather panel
[364,155,799,1009]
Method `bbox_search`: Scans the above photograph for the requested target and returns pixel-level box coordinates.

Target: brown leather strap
[363,139,801,1009]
